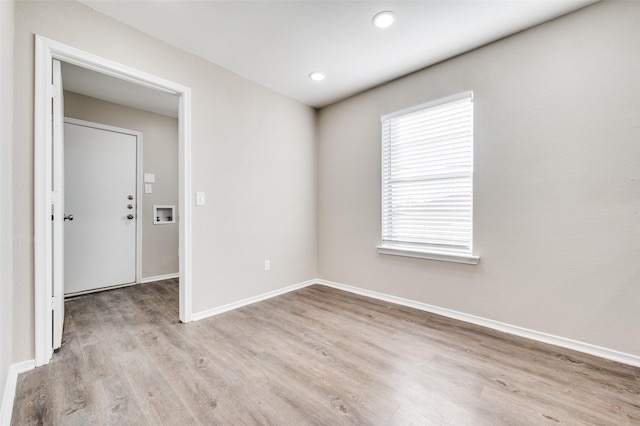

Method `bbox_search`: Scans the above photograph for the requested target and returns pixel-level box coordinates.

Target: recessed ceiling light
[309,72,326,81]
[373,11,395,29]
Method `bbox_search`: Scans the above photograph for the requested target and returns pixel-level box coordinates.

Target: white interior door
[64,120,138,294]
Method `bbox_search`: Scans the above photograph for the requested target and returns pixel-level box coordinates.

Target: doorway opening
[34,35,193,366]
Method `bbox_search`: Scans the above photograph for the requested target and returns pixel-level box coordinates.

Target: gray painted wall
[317,1,640,357]
[64,91,179,281]
[0,0,14,410]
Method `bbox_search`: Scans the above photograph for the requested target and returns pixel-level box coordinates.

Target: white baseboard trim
[314,279,640,368]
[190,279,317,322]
[65,274,181,298]
[1,359,36,426]
[181,276,640,368]
[140,273,179,284]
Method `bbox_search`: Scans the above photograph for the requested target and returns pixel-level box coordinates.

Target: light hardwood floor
[11,280,640,425]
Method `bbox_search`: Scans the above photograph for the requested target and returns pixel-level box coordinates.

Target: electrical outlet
[264,260,270,271]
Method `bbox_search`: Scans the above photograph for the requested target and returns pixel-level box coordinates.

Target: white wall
[318,1,640,357]
[0,0,14,410]
[64,91,180,280]
[12,0,317,362]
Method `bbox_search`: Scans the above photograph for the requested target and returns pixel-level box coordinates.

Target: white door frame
[34,35,193,366]
[64,117,144,292]
[51,58,64,350]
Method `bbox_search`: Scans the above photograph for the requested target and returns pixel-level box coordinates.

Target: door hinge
[50,296,59,310]
[51,82,61,99]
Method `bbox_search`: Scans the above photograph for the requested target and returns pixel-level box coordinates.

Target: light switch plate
[144,173,155,183]
[145,184,153,194]
[196,192,206,206]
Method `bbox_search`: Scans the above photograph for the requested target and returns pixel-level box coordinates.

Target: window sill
[377,245,480,265]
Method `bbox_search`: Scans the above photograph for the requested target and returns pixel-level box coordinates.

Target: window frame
[377,91,479,265]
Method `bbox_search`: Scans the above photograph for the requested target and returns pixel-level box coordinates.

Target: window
[378,92,479,264]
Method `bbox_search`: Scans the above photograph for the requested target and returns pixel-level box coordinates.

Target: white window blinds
[381,92,474,257]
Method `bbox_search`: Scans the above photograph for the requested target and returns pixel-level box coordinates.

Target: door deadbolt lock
[127,214,134,220]
[127,195,134,200]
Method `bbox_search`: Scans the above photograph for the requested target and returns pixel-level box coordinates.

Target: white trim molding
[377,245,480,265]
[178,89,193,324]
[314,279,640,368]
[1,360,35,426]
[34,35,193,367]
[141,273,180,284]
[64,273,179,298]
[191,280,316,322]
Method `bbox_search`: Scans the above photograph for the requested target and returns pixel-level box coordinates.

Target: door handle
[64,214,74,221]
[127,214,134,220]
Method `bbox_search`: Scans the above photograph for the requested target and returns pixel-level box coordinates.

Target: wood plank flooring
[11,280,640,425]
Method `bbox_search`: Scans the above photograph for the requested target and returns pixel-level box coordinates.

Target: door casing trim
[34,35,193,366]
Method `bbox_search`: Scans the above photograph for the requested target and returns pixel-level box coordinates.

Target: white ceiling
[73,0,596,110]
